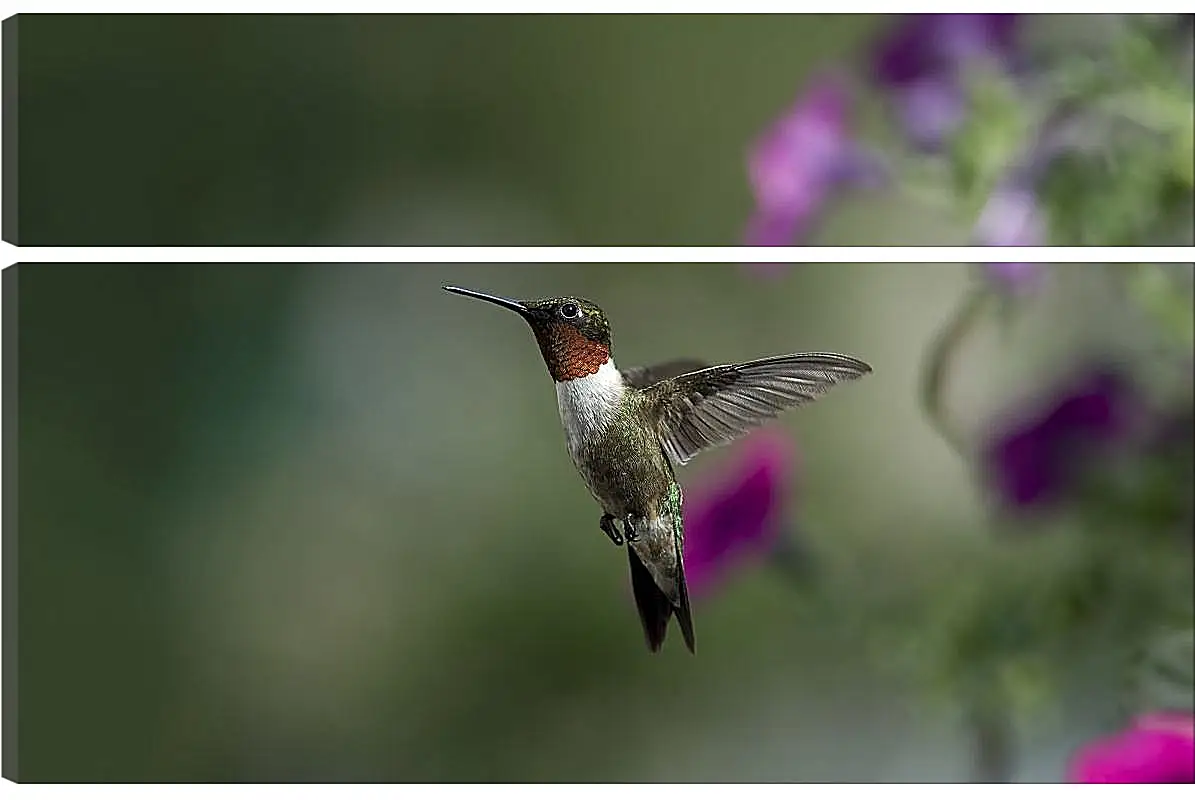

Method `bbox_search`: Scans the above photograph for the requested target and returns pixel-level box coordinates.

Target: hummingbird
[443,285,872,654]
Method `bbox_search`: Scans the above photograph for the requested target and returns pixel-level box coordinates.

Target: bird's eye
[560,302,580,319]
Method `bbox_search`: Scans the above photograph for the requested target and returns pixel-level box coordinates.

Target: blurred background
[14,262,1185,781]
[14,13,974,246]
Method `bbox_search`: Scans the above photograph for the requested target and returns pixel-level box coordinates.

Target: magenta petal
[745,211,802,248]
[745,76,858,246]
[1068,715,1195,783]
[747,79,849,210]
[683,431,796,595]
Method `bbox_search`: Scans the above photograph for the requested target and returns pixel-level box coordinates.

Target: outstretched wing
[641,352,872,465]
[620,359,708,389]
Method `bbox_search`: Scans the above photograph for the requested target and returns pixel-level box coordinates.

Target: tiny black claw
[623,517,639,543]
[600,514,624,546]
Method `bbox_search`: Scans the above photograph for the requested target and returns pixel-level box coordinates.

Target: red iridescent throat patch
[543,323,610,382]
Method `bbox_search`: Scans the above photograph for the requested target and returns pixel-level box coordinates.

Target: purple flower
[682,431,795,595]
[892,78,968,152]
[1068,713,1195,783]
[873,14,1019,85]
[984,369,1143,508]
[745,76,878,246]
[871,14,1021,149]
[971,130,1057,285]
[974,182,1046,248]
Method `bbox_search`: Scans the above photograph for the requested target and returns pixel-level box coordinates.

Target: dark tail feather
[627,548,696,655]
[674,559,696,655]
[628,546,672,652]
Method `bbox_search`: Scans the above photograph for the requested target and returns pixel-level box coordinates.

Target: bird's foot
[622,517,640,544]
[600,514,624,546]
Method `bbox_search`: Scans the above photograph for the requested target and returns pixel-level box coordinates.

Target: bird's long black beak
[443,285,530,317]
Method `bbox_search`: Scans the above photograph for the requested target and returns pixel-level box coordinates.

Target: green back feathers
[667,481,684,547]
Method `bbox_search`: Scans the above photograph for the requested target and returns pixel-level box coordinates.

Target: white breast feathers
[555,358,625,454]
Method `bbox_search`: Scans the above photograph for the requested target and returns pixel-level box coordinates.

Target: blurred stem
[968,698,1016,783]
[921,285,994,457]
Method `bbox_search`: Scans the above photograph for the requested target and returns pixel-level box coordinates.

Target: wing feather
[642,352,871,465]
[620,359,709,389]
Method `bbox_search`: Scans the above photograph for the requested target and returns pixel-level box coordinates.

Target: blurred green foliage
[1033,20,1195,247]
